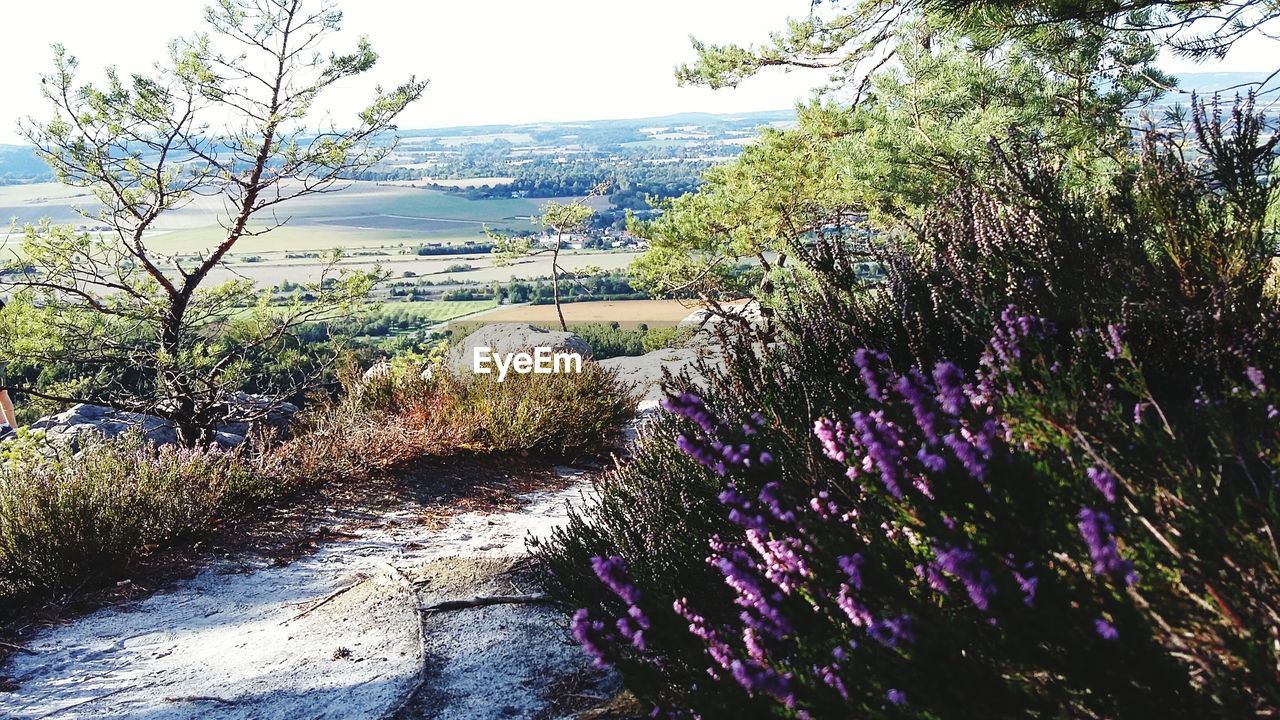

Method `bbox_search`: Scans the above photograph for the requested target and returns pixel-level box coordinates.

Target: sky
[0,1,1274,144]
[0,0,821,144]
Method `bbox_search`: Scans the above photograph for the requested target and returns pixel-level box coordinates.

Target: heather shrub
[536,99,1280,716]
[0,433,267,595]
[269,359,635,483]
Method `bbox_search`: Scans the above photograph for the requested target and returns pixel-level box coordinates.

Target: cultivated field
[0,181,541,255]
[459,299,702,328]
[206,249,642,287]
[370,299,497,322]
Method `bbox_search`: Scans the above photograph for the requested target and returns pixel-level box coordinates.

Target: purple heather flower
[616,616,646,651]
[676,434,722,474]
[1088,466,1117,503]
[916,447,947,473]
[747,530,810,593]
[914,563,950,595]
[895,368,940,443]
[943,432,987,481]
[1105,324,1126,360]
[886,688,907,706]
[851,410,906,498]
[1247,367,1267,392]
[868,614,915,647]
[592,556,642,605]
[934,546,997,611]
[715,549,792,638]
[819,664,849,700]
[571,609,612,667]
[662,392,717,434]
[836,584,874,627]
[728,659,796,708]
[757,483,796,524]
[674,598,737,671]
[1012,569,1038,607]
[838,554,865,591]
[853,348,891,401]
[1095,618,1119,641]
[720,486,768,532]
[933,361,969,416]
[1077,508,1138,586]
[814,418,849,462]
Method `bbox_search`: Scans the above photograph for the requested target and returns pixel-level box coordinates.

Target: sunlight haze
[0,0,824,143]
[1,1,1274,145]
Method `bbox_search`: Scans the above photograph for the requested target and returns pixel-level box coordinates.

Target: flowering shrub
[537,100,1280,717]
[0,433,268,595]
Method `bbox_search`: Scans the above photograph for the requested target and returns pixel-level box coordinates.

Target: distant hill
[1149,71,1278,112]
[0,72,1273,186]
[0,109,799,187]
[0,145,50,184]
[395,109,798,140]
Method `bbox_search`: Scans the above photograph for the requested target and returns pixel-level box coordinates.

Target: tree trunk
[551,240,567,332]
[160,292,204,448]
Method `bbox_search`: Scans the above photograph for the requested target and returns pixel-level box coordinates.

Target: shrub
[557,323,693,360]
[268,359,636,484]
[536,100,1280,717]
[0,433,268,595]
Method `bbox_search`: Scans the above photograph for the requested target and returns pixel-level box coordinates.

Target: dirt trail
[0,468,610,720]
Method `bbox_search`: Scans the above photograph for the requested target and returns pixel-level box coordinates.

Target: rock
[31,404,173,446]
[599,345,722,410]
[447,323,591,373]
[362,360,393,384]
[212,393,299,439]
[27,394,297,450]
[678,302,764,333]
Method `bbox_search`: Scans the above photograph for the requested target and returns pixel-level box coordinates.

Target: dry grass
[265,361,635,488]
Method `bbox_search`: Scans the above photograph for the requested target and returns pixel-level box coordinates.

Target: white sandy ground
[0,469,611,720]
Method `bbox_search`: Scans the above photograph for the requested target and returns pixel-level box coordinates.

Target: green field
[372,299,497,322]
[0,181,542,255]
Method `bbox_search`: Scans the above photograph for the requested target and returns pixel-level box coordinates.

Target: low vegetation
[0,360,634,605]
[0,433,268,595]
[271,360,635,485]
[569,323,693,360]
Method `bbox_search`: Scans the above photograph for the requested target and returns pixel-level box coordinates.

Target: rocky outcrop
[677,302,763,333]
[598,346,720,409]
[27,396,298,450]
[447,323,591,373]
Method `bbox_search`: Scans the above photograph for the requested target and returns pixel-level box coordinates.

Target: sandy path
[0,470,603,720]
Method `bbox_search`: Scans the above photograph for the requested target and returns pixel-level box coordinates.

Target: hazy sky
[0,1,1274,144]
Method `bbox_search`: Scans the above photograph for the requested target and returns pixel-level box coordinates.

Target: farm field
[0,181,635,289]
[0,181,541,255]
[369,299,497,322]
[206,249,642,287]
[461,299,702,328]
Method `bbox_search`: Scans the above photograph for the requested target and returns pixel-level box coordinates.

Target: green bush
[564,323,692,360]
[454,363,637,455]
[0,432,268,595]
